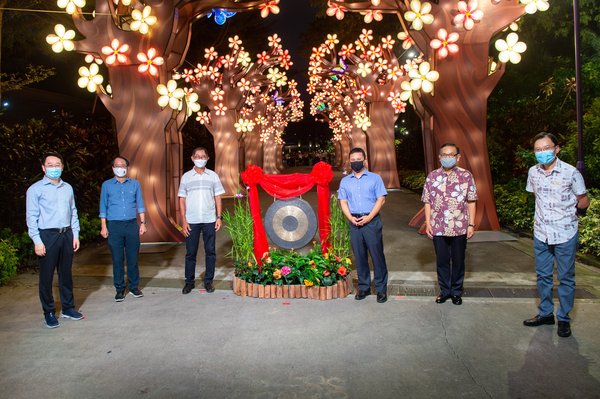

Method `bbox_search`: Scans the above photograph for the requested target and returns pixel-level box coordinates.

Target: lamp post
[573,0,584,172]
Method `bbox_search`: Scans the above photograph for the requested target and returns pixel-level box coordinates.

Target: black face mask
[350,161,364,172]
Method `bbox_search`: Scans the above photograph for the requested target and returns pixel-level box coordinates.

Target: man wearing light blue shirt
[338,147,389,303]
[523,132,590,338]
[26,152,83,328]
[99,156,147,302]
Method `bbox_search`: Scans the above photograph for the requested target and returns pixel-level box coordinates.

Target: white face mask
[194,159,207,168]
[113,167,127,178]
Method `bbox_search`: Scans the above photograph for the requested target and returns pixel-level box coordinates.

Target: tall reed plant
[328,195,351,259]
[223,198,254,263]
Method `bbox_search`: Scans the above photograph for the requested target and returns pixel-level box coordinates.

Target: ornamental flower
[77,63,103,92]
[57,0,85,15]
[46,24,75,53]
[273,269,282,280]
[268,34,282,49]
[234,118,255,133]
[359,29,373,45]
[205,47,218,60]
[278,49,293,70]
[397,31,414,50]
[137,48,164,76]
[237,51,251,67]
[259,0,280,18]
[404,0,434,31]
[214,103,228,116]
[267,67,282,82]
[211,88,224,101]
[304,279,314,287]
[408,61,439,93]
[196,111,211,124]
[381,35,395,50]
[184,89,201,116]
[323,270,331,277]
[345,258,352,265]
[257,51,271,64]
[101,39,129,65]
[281,266,292,276]
[228,35,242,49]
[430,29,459,60]
[495,33,527,64]
[325,34,339,48]
[520,0,549,14]
[130,5,157,35]
[84,54,103,65]
[453,0,483,31]
[339,43,355,58]
[355,114,371,131]
[326,1,346,20]
[337,266,347,276]
[157,80,184,110]
[276,74,288,87]
[361,9,383,23]
[356,62,372,77]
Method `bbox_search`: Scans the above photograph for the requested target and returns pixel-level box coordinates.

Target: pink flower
[281,266,291,276]
[259,0,280,18]
[430,29,460,59]
[137,48,164,77]
[453,0,484,31]
[101,39,129,65]
[326,1,346,20]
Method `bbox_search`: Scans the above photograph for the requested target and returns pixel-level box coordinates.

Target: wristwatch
[140,221,147,224]
[468,223,475,227]
[217,215,223,220]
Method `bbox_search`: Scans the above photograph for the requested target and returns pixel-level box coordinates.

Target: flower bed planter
[232,276,353,300]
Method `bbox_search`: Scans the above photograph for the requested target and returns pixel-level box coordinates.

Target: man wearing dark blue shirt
[99,156,147,302]
[26,152,83,328]
[338,148,389,303]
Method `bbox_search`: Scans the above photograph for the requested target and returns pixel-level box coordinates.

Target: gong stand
[241,162,334,264]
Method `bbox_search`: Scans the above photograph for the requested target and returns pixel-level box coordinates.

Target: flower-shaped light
[354,114,371,131]
[400,80,413,101]
[137,48,164,77]
[430,29,459,60]
[101,39,129,65]
[276,74,288,87]
[520,0,549,14]
[184,89,201,116]
[84,54,103,65]
[130,5,157,35]
[214,103,228,116]
[267,67,282,83]
[268,34,282,48]
[326,1,347,20]
[77,63,103,93]
[157,80,184,110]
[453,0,483,31]
[408,61,439,93]
[325,34,339,48]
[46,24,75,53]
[196,111,211,125]
[228,35,242,49]
[397,31,414,50]
[259,0,280,18]
[57,0,85,15]
[234,118,256,133]
[237,51,251,67]
[381,35,395,50]
[278,49,293,70]
[495,33,527,64]
[356,63,372,77]
[404,0,434,31]
[211,88,225,101]
[361,9,383,23]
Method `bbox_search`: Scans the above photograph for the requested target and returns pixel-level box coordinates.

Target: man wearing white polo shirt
[178,147,225,294]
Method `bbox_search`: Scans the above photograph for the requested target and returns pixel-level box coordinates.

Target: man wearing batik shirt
[523,132,589,338]
[422,143,477,306]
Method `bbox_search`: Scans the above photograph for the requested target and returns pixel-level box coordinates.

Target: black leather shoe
[557,321,572,337]
[204,282,215,293]
[182,283,194,295]
[376,292,387,303]
[451,295,462,305]
[435,294,450,304]
[523,314,555,326]
[355,290,371,300]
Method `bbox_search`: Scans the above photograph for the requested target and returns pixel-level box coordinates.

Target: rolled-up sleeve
[135,180,146,213]
[70,189,80,240]
[99,181,108,219]
[26,185,42,245]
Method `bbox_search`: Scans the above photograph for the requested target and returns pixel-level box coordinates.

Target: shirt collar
[350,168,371,179]
[192,167,211,176]
[112,176,130,183]
[42,175,64,187]
[536,157,563,174]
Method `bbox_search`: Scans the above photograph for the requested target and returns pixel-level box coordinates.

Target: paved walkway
[1,168,599,398]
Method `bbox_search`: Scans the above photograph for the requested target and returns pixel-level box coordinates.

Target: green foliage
[494,180,535,233]
[235,242,352,286]
[0,65,55,94]
[401,171,425,192]
[0,239,19,285]
[328,195,351,260]
[78,212,101,244]
[223,197,254,263]
[579,189,600,257]
[0,228,36,271]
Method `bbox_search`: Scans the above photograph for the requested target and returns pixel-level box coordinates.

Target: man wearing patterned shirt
[523,132,589,338]
[99,156,147,302]
[422,143,477,306]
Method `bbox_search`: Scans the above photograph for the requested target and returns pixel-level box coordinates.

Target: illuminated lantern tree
[327,0,547,229]
[308,31,407,188]
[185,34,293,194]
[310,99,352,170]
[45,0,281,241]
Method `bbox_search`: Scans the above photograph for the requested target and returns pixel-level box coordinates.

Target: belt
[351,213,375,218]
[40,227,71,233]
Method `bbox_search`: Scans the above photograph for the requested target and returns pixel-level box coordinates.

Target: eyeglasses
[192,156,209,160]
[534,145,555,153]
[113,164,128,168]
[45,163,62,168]
[440,153,457,158]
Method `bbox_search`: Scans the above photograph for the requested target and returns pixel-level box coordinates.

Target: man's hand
[215,219,222,231]
[355,215,371,226]
[467,225,475,239]
[73,238,80,252]
[34,243,46,257]
[181,221,191,237]
[139,223,147,236]
[425,222,433,239]
[100,226,108,239]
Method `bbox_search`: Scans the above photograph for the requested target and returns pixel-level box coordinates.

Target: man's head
[41,152,64,180]
[532,132,560,165]
[439,143,460,169]
[112,156,129,178]
[349,147,367,173]
[191,147,209,169]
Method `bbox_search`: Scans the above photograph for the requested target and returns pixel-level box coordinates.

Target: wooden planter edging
[232,276,353,300]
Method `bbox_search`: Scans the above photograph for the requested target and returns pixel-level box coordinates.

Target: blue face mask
[440,157,457,169]
[45,167,62,179]
[535,150,555,165]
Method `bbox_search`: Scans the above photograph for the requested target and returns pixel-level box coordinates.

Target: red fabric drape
[241,162,333,263]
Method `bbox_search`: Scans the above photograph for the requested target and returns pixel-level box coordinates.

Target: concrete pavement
[1,168,599,398]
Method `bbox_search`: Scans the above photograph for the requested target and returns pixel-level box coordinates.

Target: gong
[264,198,317,249]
